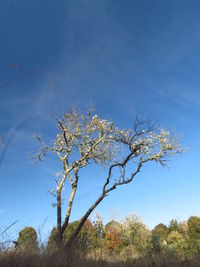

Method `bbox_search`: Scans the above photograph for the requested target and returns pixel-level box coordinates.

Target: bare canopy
[35,107,183,247]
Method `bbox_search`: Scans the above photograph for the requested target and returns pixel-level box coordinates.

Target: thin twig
[0,119,29,166]
[0,220,19,236]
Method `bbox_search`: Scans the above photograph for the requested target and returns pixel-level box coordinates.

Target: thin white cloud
[157,83,200,110]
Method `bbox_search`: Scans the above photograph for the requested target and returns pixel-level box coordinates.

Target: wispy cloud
[157,83,200,110]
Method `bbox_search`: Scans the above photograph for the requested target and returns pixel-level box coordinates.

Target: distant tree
[188,216,200,240]
[17,227,38,251]
[93,213,104,239]
[92,212,105,249]
[178,221,189,239]
[35,107,183,248]
[47,227,58,250]
[151,234,161,253]
[119,214,151,257]
[167,230,183,246]
[187,216,200,255]
[48,219,94,252]
[152,223,169,243]
[169,219,179,232]
[105,220,121,254]
[167,230,186,258]
[152,223,169,253]
[67,219,94,251]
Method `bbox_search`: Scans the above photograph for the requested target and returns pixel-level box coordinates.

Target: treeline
[13,214,200,260]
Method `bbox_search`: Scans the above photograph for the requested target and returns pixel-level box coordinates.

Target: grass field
[1,249,200,267]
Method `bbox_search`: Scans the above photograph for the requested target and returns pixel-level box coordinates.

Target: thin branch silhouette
[0,64,58,167]
[0,64,52,90]
[0,220,19,237]
[0,118,29,166]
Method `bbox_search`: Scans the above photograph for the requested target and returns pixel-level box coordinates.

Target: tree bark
[65,194,105,248]
[61,185,77,236]
[56,189,62,246]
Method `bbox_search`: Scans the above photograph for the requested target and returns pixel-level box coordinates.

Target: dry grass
[1,249,200,267]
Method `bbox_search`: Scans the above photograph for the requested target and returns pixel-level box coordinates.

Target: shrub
[17,227,38,251]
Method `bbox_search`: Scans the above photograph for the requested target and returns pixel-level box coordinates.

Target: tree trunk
[56,190,63,247]
[65,194,105,248]
[61,186,77,236]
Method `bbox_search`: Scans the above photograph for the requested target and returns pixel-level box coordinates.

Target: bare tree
[35,107,183,248]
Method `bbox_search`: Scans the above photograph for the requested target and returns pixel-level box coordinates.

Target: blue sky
[1,0,200,240]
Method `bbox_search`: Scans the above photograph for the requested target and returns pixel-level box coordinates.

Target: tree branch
[61,170,79,235]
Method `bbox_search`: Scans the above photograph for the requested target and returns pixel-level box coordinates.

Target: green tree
[92,212,105,249]
[169,219,179,232]
[187,216,200,255]
[178,221,189,238]
[152,223,169,253]
[48,219,94,252]
[119,214,151,257]
[188,216,200,240]
[47,227,58,250]
[152,223,169,242]
[167,230,186,258]
[35,108,183,247]
[17,227,38,251]
[151,234,161,253]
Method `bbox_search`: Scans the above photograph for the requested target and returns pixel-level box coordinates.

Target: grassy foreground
[1,250,200,267]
